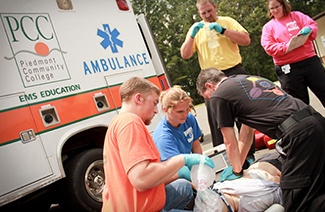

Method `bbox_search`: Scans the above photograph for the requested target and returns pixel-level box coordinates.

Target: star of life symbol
[97,24,123,53]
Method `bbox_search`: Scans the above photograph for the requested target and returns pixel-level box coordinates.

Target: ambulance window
[56,0,73,10]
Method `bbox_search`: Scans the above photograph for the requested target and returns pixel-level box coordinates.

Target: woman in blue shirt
[153,87,203,181]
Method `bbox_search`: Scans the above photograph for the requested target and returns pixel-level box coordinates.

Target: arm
[261,24,288,57]
[191,139,203,154]
[237,124,254,164]
[128,153,214,192]
[210,19,250,46]
[180,36,195,59]
[223,30,250,46]
[296,11,318,40]
[180,22,203,59]
[220,127,242,173]
[128,155,184,192]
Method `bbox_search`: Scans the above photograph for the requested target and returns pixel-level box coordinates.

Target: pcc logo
[2,13,70,87]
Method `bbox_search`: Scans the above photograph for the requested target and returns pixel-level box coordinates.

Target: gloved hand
[242,157,255,169]
[298,27,311,36]
[247,158,254,166]
[183,154,215,170]
[190,22,204,38]
[219,166,243,182]
[209,22,222,33]
[178,166,191,181]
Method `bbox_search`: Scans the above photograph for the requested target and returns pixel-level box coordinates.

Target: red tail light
[116,0,129,11]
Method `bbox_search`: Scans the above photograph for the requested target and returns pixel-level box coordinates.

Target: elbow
[239,33,251,46]
[242,36,251,46]
[132,180,151,192]
[181,54,191,60]
[245,38,251,46]
[180,50,191,60]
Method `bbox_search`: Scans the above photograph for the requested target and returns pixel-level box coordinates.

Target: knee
[176,179,193,197]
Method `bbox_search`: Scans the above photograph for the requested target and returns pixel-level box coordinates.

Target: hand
[183,154,215,170]
[298,27,311,36]
[219,166,242,182]
[209,22,222,33]
[190,22,204,38]
[242,157,255,169]
[178,166,191,181]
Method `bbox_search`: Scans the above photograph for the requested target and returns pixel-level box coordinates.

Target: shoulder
[290,11,304,16]
[218,16,235,21]
[218,16,246,31]
[154,116,168,130]
[186,113,198,124]
[111,113,144,130]
[218,16,242,25]
[187,112,196,119]
[153,118,173,138]
[112,112,137,123]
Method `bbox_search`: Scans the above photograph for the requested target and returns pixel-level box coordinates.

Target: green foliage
[130,0,324,104]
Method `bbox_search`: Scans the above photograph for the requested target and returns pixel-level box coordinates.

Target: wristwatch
[233,168,243,176]
[220,26,226,35]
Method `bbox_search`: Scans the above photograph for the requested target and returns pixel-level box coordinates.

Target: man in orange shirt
[102,77,214,211]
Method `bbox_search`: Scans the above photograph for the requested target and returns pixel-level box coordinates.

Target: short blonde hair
[120,77,160,102]
[160,87,193,110]
[196,0,215,8]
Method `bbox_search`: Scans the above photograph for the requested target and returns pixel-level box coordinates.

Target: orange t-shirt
[102,113,165,212]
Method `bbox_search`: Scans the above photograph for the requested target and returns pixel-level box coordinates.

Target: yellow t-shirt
[187,16,248,70]
[102,112,165,212]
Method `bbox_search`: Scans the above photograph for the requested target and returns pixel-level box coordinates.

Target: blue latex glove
[298,27,311,36]
[178,166,191,181]
[247,158,254,166]
[209,22,222,33]
[190,22,204,38]
[219,166,242,182]
[183,154,215,170]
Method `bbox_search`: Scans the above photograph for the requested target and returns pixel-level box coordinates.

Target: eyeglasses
[269,4,282,11]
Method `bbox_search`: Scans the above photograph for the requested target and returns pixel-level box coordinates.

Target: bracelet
[233,169,243,176]
[220,27,226,35]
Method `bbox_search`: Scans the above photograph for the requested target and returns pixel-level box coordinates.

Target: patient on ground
[194,161,282,212]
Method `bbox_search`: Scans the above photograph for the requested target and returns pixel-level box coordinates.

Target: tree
[130,0,324,104]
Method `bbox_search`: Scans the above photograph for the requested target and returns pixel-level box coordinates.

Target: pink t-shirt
[102,112,165,212]
[261,11,317,65]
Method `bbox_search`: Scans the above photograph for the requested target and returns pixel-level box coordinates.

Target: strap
[213,189,233,212]
[278,106,315,133]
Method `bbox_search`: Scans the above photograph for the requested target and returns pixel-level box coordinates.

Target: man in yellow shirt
[181,0,254,165]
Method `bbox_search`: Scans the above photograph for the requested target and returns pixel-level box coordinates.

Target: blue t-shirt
[153,113,202,161]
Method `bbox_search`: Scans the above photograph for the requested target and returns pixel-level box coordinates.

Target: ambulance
[0,0,170,211]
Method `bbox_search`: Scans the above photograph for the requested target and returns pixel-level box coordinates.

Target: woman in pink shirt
[261,0,325,107]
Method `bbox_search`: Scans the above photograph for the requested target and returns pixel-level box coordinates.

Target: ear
[134,93,143,105]
[205,82,212,89]
[162,106,168,113]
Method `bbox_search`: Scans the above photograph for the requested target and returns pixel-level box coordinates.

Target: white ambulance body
[0,0,169,211]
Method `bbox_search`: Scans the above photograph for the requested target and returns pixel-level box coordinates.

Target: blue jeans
[161,179,193,212]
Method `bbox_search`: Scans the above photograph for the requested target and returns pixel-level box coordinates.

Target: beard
[143,117,153,125]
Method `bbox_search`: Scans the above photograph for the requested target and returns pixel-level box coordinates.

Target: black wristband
[233,169,243,176]
[220,27,226,35]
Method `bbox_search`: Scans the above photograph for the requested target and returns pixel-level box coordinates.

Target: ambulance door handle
[20,129,36,144]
